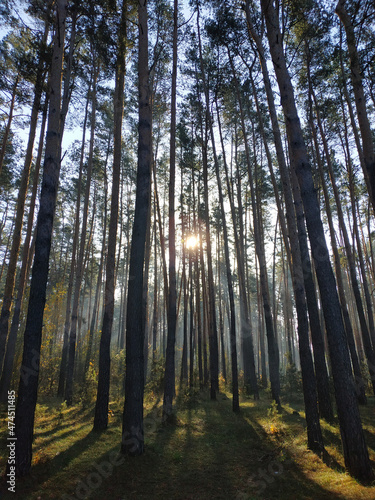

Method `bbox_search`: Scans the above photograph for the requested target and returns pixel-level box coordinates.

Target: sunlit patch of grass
[1,390,375,499]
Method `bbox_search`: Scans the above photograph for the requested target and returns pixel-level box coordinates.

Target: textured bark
[336,0,375,213]
[0,75,18,176]
[122,0,151,455]
[245,45,329,435]
[311,122,367,405]
[163,0,178,422]
[0,96,47,402]
[229,51,280,406]
[312,90,375,397]
[65,63,98,406]
[216,98,258,398]
[0,22,48,373]
[197,7,219,398]
[94,0,127,430]
[84,178,107,375]
[342,102,375,352]
[209,105,239,412]
[57,84,90,397]
[261,0,373,480]
[13,0,67,476]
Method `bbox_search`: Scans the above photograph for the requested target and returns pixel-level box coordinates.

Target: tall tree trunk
[0,21,48,372]
[0,95,48,402]
[229,52,280,406]
[217,236,227,383]
[216,98,258,398]
[0,75,19,176]
[261,0,373,480]
[163,0,178,420]
[13,0,67,476]
[84,146,109,374]
[197,8,220,399]
[65,62,98,405]
[246,55,328,434]
[142,199,152,379]
[57,82,91,397]
[209,100,239,412]
[152,201,158,360]
[122,0,151,455]
[335,0,375,213]
[313,128,367,404]
[312,88,375,397]
[94,0,127,431]
[341,100,375,352]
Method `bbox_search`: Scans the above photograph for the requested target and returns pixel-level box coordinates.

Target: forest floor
[1,389,375,499]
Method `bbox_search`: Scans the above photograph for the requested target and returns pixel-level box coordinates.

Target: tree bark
[163,0,178,422]
[335,0,375,214]
[65,61,98,406]
[122,0,151,455]
[216,97,258,398]
[0,21,48,372]
[57,85,89,397]
[94,0,127,430]
[261,0,373,480]
[13,0,67,476]
[0,75,18,176]
[197,8,219,398]
[229,51,280,406]
[209,100,239,412]
[312,88,375,397]
[0,95,48,402]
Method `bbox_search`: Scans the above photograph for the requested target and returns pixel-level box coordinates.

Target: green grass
[1,391,375,499]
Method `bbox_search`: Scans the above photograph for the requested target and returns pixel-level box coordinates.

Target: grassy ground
[1,390,375,499]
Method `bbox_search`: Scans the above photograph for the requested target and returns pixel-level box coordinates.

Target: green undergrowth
[1,391,375,499]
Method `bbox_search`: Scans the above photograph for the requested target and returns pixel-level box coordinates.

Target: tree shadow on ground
[90,392,349,499]
[3,392,375,500]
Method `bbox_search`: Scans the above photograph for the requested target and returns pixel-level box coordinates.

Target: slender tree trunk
[57,83,91,397]
[0,96,48,402]
[312,89,375,397]
[65,63,98,406]
[0,22,48,372]
[84,146,109,373]
[312,126,367,404]
[122,0,151,455]
[261,0,373,480]
[163,0,178,420]
[216,98,258,398]
[341,101,375,352]
[142,199,152,379]
[94,0,127,430]
[217,238,227,383]
[335,0,375,213]
[197,9,220,399]
[13,0,67,476]
[229,52,280,406]
[196,237,203,389]
[180,242,188,384]
[0,75,19,176]
[209,101,239,411]
[152,202,158,360]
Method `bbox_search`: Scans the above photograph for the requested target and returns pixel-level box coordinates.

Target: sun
[185,235,199,250]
